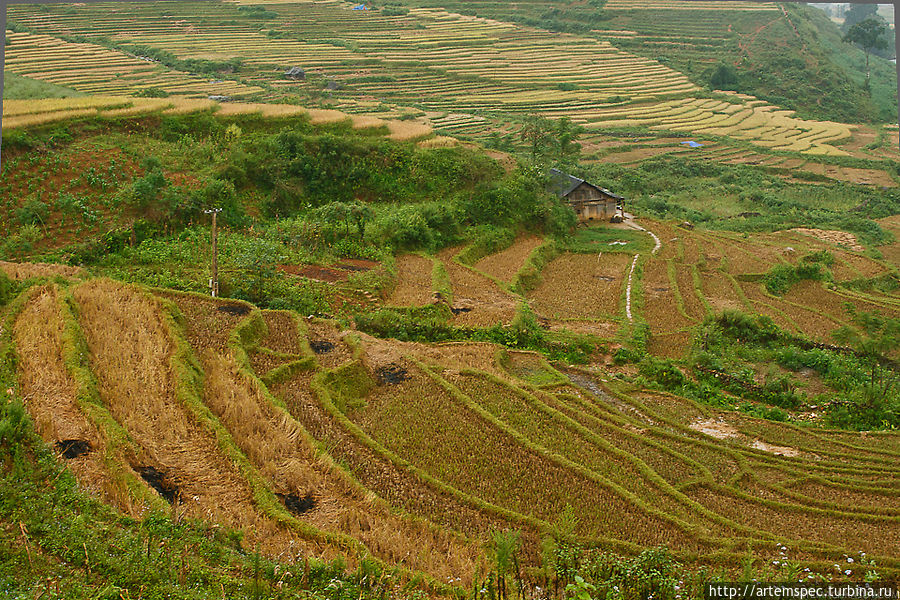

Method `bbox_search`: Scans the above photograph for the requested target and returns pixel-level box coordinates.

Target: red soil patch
[279,264,349,282]
[279,259,377,283]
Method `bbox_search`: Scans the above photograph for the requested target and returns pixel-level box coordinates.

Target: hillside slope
[2,271,898,595]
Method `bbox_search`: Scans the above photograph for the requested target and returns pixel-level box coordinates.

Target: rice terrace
[0,0,899,597]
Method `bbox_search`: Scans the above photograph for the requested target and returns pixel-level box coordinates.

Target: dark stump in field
[137,466,181,504]
[56,439,91,459]
[217,304,251,316]
[310,340,335,354]
[450,306,473,315]
[377,364,409,384]
[276,493,316,515]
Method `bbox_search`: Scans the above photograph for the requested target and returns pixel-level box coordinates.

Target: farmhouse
[548,168,624,222]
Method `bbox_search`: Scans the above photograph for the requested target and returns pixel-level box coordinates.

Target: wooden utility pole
[203,208,222,297]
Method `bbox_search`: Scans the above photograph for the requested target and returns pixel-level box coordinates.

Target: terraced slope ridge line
[7,274,897,581]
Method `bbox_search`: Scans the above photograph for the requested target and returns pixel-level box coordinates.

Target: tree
[843,17,889,91]
[553,116,583,160]
[709,63,739,90]
[520,116,555,160]
[841,3,878,32]
[520,115,583,161]
[347,201,375,241]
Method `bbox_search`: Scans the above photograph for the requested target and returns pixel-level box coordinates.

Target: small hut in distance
[548,168,625,223]
[284,66,305,80]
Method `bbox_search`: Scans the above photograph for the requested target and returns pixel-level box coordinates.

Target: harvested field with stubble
[13,285,127,511]
[259,311,302,355]
[196,326,486,581]
[473,234,546,283]
[71,280,312,555]
[528,252,632,320]
[438,247,519,327]
[641,257,694,332]
[0,260,85,281]
[647,330,693,359]
[698,270,748,313]
[6,268,900,581]
[346,363,704,551]
[386,254,435,307]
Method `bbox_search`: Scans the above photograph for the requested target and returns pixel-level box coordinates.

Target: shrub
[0,271,15,306]
[16,199,48,226]
[134,87,170,98]
[763,262,827,295]
[639,356,686,388]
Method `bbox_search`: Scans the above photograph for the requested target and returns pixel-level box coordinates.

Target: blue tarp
[680,140,704,148]
[352,4,368,9]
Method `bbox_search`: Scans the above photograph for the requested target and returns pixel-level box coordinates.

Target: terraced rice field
[3,30,263,98]
[528,252,633,321]
[619,220,899,348]
[472,234,545,283]
[387,254,435,307]
[1,93,434,139]
[5,0,871,156]
[8,270,900,582]
[437,247,519,327]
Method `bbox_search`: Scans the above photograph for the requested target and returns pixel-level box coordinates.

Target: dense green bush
[762,262,827,295]
[0,271,16,306]
[15,199,48,226]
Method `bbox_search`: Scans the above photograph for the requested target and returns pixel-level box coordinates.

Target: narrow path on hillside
[625,254,639,322]
[622,216,661,322]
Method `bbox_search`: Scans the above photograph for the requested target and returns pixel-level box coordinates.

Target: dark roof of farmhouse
[548,168,625,201]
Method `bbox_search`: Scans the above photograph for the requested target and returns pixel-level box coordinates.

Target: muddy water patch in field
[751,440,800,457]
[564,371,653,424]
[689,418,739,439]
